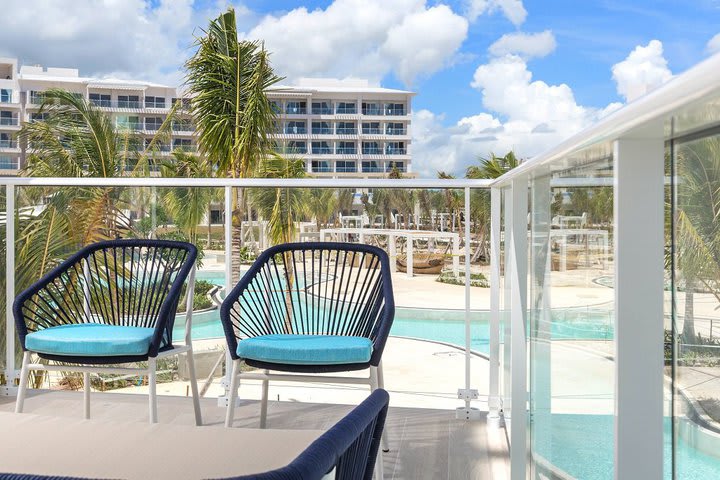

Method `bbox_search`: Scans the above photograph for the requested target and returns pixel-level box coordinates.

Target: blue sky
[0,0,718,175]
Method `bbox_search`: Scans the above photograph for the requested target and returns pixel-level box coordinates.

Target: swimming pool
[177,270,615,353]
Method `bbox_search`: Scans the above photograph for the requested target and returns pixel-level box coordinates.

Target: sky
[0,0,719,177]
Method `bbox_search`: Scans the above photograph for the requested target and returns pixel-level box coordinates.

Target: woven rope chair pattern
[221,242,393,455]
[13,239,202,425]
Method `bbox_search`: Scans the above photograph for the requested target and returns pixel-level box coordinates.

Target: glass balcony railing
[285,127,307,134]
[362,166,383,173]
[0,159,18,169]
[336,127,357,135]
[117,100,142,109]
[311,107,333,115]
[172,124,194,132]
[287,147,308,154]
[336,106,357,114]
[312,147,332,154]
[90,99,112,108]
[336,166,357,173]
[336,147,356,154]
[0,118,19,126]
[385,165,406,172]
[386,128,406,135]
[145,101,167,109]
[362,127,382,134]
[362,107,383,115]
[0,140,18,148]
[385,108,405,116]
[312,165,332,172]
[362,147,382,155]
[118,123,142,130]
[145,124,162,131]
[386,147,407,155]
[286,107,307,115]
[312,127,333,134]
[173,145,197,152]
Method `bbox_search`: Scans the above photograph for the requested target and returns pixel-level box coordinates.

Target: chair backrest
[228,389,390,480]
[221,242,394,365]
[14,239,197,356]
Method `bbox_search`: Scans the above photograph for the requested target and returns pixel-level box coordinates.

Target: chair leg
[225,359,241,428]
[186,348,203,426]
[371,364,390,453]
[83,372,91,419]
[260,369,269,429]
[148,357,158,424]
[15,351,31,414]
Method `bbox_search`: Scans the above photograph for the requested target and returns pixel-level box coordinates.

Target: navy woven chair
[0,389,390,480]
[220,242,393,451]
[13,239,202,425]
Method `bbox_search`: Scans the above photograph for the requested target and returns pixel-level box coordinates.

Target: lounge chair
[13,239,202,425]
[220,242,394,455]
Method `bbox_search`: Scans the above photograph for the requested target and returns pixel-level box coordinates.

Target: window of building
[117,116,140,129]
[362,142,381,154]
[337,141,356,154]
[362,102,382,115]
[0,89,11,103]
[210,209,224,225]
[312,101,332,115]
[362,122,381,134]
[312,141,331,154]
[286,101,306,114]
[173,139,193,151]
[336,102,356,114]
[0,155,17,169]
[89,93,111,107]
[312,160,331,173]
[286,121,306,134]
[172,119,193,131]
[386,141,405,154]
[287,141,307,154]
[386,161,405,172]
[30,112,48,122]
[336,122,356,134]
[145,96,166,108]
[386,122,405,135]
[0,110,15,126]
[336,161,357,173]
[145,117,164,131]
[385,103,405,115]
[118,95,140,108]
[362,161,382,172]
[29,91,43,104]
[312,122,331,134]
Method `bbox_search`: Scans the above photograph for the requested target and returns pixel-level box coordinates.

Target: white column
[406,235,413,278]
[489,188,501,418]
[509,176,528,480]
[613,137,664,480]
[220,186,233,406]
[389,234,397,273]
[5,185,16,384]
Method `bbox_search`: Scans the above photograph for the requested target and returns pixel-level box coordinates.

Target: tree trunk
[206,204,212,247]
[231,187,245,284]
[682,278,696,343]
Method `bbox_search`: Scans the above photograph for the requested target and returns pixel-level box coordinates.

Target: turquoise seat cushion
[25,324,155,357]
[237,334,373,365]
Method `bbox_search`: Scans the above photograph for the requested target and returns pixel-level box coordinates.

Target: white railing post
[613,137,664,480]
[457,187,480,420]
[220,185,234,406]
[509,176,528,480]
[5,184,16,390]
[488,187,501,422]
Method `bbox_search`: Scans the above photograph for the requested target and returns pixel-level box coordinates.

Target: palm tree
[672,137,720,343]
[185,7,282,280]
[306,188,337,231]
[160,151,217,245]
[465,151,521,262]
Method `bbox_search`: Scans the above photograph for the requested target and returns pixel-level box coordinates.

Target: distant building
[267,78,415,177]
[0,59,415,178]
[0,57,193,175]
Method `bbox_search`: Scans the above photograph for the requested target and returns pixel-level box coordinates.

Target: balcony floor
[0,388,507,479]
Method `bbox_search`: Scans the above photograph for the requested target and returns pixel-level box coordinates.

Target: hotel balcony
[4,53,720,480]
[311,106,333,115]
[336,106,357,115]
[0,117,20,127]
[0,139,19,152]
[336,127,357,135]
[311,127,333,135]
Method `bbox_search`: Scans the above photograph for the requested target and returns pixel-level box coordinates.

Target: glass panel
[672,133,720,479]
[528,157,615,480]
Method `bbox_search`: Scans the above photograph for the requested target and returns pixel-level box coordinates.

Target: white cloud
[707,33,720,55]
[488,30,556,59]
[244,0,468,85]
[411,51,624,177]
[611,39,673,102]
[465,0,527,26]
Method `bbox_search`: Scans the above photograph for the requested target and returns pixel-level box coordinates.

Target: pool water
[533,415,720,479]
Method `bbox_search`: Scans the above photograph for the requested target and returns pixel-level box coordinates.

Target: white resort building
[0,59,415,178]
[267,78,414,177]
